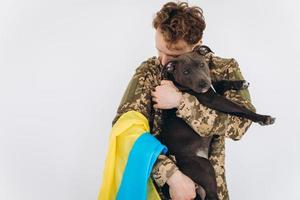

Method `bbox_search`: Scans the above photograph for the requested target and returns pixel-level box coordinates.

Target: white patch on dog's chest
[195,148,209,159]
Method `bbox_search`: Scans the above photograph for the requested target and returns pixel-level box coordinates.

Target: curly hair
[153,1,206,46]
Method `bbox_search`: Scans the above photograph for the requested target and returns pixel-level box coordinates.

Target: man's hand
[151,80,183,109]
[167,170,197,200]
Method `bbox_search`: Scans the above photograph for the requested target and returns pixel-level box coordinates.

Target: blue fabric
[116,132,168,200]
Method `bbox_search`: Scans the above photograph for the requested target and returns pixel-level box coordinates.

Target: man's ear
[193,45,214,56]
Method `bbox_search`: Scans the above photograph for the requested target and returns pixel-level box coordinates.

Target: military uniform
[112,51,256,200]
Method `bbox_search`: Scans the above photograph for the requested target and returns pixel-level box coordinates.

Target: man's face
[155,29,201,66]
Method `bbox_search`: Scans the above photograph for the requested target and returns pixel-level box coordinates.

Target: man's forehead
[156,45,188,56]
[168,40,189,50]
[155,29,193,55]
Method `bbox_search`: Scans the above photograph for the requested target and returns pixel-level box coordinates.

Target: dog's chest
[159,109,212,159]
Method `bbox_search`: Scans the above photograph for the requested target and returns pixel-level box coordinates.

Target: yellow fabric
[97,110,161,200]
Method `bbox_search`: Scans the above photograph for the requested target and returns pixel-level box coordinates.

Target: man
[112,2,256,200]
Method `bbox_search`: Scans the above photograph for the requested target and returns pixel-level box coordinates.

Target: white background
[0,0,299,200]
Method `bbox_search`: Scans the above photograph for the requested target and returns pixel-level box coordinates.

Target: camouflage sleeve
[176,58,256,140]
[111,61,152,126]
[151,154,179,187]
[111,60,178,187]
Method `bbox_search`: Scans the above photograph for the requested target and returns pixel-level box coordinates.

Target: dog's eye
[199,63,204,68]
[183,69,190,75]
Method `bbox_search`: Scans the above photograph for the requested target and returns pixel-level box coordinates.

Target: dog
[157,45,275,200]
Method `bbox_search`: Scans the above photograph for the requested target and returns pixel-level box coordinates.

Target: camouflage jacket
[111,52,256,200]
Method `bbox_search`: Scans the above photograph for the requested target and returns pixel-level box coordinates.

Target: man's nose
[160,55,170,66]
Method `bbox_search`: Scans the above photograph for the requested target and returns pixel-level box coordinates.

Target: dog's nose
[198,81,208,88]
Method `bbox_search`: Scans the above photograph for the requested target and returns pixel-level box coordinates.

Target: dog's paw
[259,116,276,126]
[241,80,250,89]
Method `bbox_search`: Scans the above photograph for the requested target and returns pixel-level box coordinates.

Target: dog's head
[163,45,213,93]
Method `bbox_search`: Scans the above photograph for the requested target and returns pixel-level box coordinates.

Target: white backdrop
[0,0,299,200]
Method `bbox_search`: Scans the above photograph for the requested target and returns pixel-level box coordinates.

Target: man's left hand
[151,80,183,109]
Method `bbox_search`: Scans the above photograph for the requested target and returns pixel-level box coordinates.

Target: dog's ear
[193,45,214,56]
[165,61,175,73]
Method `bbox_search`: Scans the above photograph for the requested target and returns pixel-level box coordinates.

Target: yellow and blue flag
[97,110,167,200]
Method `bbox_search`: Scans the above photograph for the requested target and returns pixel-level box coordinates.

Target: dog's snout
[198,81,208,88]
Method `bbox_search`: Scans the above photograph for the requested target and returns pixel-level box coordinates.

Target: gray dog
[158,45,275,200]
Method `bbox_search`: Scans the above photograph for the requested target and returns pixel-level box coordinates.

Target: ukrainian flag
[97,110,167,200]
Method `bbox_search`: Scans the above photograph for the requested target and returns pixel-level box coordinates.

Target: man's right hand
[167,169,197,200]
